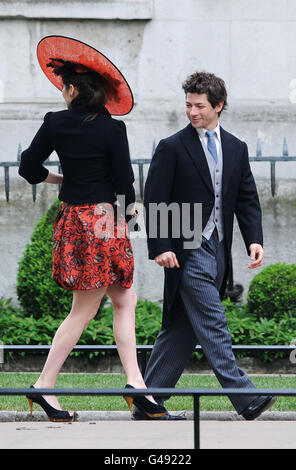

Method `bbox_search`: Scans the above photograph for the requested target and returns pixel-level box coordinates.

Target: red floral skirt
[52,202,134,291]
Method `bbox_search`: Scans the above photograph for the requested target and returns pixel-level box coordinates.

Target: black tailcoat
[144,123,263,326]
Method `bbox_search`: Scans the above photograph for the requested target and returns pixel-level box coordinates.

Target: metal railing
[1,138,296,202]
[249,138,296,197]
[0,386,295,449]
[2,344,295,376]
[1,344,295,448]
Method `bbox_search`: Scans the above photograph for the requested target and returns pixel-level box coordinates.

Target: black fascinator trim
[46,58,89,77]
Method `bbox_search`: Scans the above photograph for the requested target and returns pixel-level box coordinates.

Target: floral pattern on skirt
[52,202,134,290]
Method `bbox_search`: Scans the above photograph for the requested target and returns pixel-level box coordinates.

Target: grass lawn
[0,373,295,412]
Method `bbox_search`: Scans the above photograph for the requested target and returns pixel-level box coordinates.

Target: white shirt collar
[196,122,221,142]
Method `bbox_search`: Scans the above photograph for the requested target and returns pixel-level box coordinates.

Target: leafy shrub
[247,263,296,320]
[0,297,162,360]
[16,199,107,320]
[1,296,295,363]
[0,299,63,347]
[135,300,162,344]
[223,298,296,362]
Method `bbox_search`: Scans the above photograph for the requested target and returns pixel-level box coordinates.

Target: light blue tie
[205,130,218,165]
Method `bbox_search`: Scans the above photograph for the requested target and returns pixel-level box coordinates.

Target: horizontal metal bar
[0,387,295,397]
[0,160,150,167]
[0,161,62,167]
[249,157,296,162]
[1,156,296,168]
[2,344,295,352]
[1,153,295,202]
[0,162,20,167]
[2,344,151,351]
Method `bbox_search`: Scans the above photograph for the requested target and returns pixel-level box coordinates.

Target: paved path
[0,419,295,449]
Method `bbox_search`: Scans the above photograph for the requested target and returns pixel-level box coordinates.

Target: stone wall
[1,1,296,162]
[1,0,296,301]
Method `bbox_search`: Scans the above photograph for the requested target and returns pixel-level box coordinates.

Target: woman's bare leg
[34,287,107,410]
[107,284,156,403]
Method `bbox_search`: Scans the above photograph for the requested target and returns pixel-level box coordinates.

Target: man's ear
[215,101,224,114]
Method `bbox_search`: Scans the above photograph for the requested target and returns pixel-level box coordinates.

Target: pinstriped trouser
[144,230,257,414]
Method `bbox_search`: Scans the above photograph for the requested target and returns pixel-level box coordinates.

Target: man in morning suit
[135,71,276,421]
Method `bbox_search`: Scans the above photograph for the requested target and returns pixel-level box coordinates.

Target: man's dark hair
[182,71,228,115]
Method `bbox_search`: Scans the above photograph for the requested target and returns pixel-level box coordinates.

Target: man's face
[185,93,224,130]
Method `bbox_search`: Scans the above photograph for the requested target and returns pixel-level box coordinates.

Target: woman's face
[62,84,78,108]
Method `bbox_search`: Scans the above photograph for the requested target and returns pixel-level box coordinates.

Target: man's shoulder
[220,126,247,148]
[161,124,193,145]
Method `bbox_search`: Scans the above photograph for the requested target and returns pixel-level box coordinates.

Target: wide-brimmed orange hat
[37,35,134,116]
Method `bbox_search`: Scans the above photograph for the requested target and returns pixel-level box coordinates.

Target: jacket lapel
[220,126,237,196]
[180,124,214,195]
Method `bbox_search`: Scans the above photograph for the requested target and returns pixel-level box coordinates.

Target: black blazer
[19,104,136,216]
[144,123,263,326]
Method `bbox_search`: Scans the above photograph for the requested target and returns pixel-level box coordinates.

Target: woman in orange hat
[19,36,167,422]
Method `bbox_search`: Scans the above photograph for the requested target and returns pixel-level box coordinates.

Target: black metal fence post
[4,166,9,202]
[193,395,200,450]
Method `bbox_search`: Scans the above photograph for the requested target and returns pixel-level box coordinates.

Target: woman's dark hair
[182,71,228,115]
[47,58,108,120]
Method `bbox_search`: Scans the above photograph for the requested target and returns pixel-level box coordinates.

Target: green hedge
[223,298,296,362]
[1,296,295,363]
[247,262,296,320]
[0,297,162,360]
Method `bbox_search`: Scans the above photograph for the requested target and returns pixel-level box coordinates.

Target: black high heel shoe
[26,386,74,422]
[124,384,167,419]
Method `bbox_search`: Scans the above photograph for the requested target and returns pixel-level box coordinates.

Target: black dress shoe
[132,405,187,421]
[241,396,277,420]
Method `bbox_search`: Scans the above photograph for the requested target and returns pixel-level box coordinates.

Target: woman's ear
[69,84,75,97]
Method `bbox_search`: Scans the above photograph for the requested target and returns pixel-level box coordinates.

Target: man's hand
[248,243,264,269]
[154,251,180,269]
